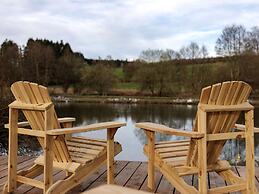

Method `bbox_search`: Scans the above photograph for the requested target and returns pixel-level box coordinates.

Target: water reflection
[55,102,259,164]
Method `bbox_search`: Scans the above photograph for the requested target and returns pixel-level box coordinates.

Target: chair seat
[67,136,121,164]
[144,139,190,167]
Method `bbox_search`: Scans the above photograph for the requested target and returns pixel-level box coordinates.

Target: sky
[1,0,259,60]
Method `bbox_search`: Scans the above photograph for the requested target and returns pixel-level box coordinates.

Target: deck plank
[174,175,193,194]
[86,160,128,190]
[114,161,141,186]
[76,162,108,192]
[140,169,163,192]
[125,162,148,190]
[156,175,175,194]
[236,165,259,189]
[1,156,259,193]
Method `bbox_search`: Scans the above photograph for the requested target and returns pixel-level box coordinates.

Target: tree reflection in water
[54,102,259,164]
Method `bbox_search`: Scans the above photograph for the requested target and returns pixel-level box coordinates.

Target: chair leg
[144,130,155,191]
[197,109,207,194]
[245,110,256,193]
[7,108,18,192]
[43,134,54,193]
[107,128,117,184]
[44,108,54,193]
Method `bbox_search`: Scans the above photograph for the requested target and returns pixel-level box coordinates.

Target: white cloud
[1,0,259,59]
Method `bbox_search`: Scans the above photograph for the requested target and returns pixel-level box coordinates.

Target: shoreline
[52,94,259,105]
[52,95,200,105]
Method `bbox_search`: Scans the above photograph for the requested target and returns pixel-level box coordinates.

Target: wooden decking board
[77,161,109,192]
[0,156,31,172]
[0,156,8,166]
[125,162,148,190]
[115,161,141,186]
[174,174,193,194]
[156,176,175,194]
[1,156,259,193]
[236,165,259,189]
[140,169,163,192]
[0,157,35,179]
[86,160,128,190]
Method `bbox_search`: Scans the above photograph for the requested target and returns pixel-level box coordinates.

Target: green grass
[115,82,139,90]
[114,68,125,80]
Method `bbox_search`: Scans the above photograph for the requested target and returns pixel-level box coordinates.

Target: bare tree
[215,24,247,56]
[139,49,163,62]
[189,42,200,58]
[179,46,190,59]
[178,42,205,59]
[160,49,178,61]
[200,45,208,58]
[246,26,259,54]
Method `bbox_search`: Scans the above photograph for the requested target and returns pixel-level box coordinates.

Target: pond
[55,102,259,164]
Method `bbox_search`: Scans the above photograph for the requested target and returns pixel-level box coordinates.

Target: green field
[115,82,139,90]
[114,68,125,80]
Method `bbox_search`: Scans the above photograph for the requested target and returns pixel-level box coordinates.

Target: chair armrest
[9,100,53,111]
[136,122,204,138]
[5,121,31,129]
[47,121,126,135]
[58,117,76,124]
[234,124,259,133]
[198,102,254,112]
[4,117,76,129]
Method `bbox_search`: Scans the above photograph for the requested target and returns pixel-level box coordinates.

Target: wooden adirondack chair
[3,81,126,194]
[136,81,257,194]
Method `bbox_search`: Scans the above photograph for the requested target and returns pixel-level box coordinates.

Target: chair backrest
[187,81,252,166]
[11,81,71,163]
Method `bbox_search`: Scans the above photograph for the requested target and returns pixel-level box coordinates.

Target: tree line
[1,24,259,98]
[124,24,259,96]
[0,38,131,97]
[139,42,208,62]
[124,54,259,97]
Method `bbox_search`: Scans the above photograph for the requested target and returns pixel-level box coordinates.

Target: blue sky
[1,0,259,60]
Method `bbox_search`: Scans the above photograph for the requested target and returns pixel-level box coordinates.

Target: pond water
[55,102,259,164]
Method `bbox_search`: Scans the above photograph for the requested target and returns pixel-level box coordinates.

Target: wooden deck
[1,156,259,193]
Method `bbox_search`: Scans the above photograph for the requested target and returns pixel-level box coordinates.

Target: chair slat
[37,84,71,162]
[187,83,222,166]
[11,81,71,163]
[29,82,63,162]
[208,83,251,163]
[206,81,238,164]
[187,81,252,166]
